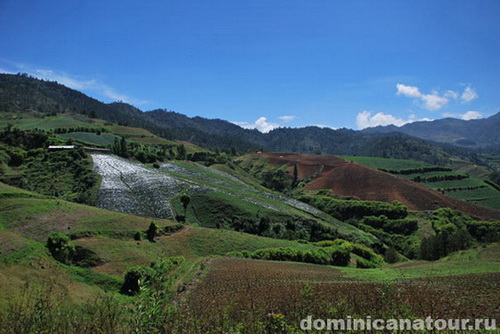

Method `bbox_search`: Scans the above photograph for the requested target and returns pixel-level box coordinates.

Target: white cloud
[231,121,250,126]
[356,111,432,130]
[396,83,449,111]
[460,111,482,120]
[420,93,449,111]
[310,124,338,129]
[232,117,280,133]
[278,115,296,122]
[396,83,422,98]
[357,111,407,129]
[33,69,148,105]
[441,111,482,120]
[445,90,459,99]
[461,87,478,103]
[34,69,97,91]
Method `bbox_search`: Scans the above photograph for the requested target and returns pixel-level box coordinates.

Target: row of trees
[110,137,235,166]
[53,127,108,134]
[412,173,469,183]
[380,166,452,175]
[437,185,487,193]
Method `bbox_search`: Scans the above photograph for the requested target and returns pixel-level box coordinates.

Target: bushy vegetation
[296,194,408,221]
[0,127,100,204]
[356,223,420,259]
[47,232,103,267]
[0,125,49,152]
[228,245,352,267]
[361,215,418,235]
[47,233,76,265]
[121,256,184,295]
[465,220,500,242]
[227,239,385,268]
[419,209,477,260]
[21,147,99,204]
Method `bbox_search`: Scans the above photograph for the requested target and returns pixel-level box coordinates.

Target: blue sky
[1,1,499,131]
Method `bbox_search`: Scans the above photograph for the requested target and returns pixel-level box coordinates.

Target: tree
[147,222,158,242]
[292,164,299,188]
[119,137,128,157]
[176,144,186,160]
[112,136,128,157]
[180,194,191,216]
[384,247,399,264]
[121,265,156,295]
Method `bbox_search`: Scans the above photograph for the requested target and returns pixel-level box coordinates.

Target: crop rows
[182,258,499,329]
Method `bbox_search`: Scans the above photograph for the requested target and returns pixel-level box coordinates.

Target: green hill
[1,73,499,332]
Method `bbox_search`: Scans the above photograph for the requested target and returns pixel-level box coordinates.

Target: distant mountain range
[1,73,498,164]
[363,113,500,149]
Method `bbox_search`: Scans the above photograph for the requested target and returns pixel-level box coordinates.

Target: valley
[0,74,498,333]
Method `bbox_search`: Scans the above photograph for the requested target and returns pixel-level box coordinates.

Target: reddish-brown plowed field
[256,153,500,220]
[184,258,499,321]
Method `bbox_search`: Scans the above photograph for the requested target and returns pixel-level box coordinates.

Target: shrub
[329,246,350,266]
[150,256,184,274]
[466,221,500,242]
[384,247,399,264]
[312,240,344,247]
[253,247,302,262]
[121,265,156,295]
[47,233,75,264]
[356,257,377,268]
[147,222,158,242]
[121,256,185,295]
[240,247,336,266]
[420,226,474,260]
[226,250,252,258]
[383,218,418,235]
[362,215,418,235]
[351,243,378,261]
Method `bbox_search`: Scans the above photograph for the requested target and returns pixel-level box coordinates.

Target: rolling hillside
[91,154,375,244]
[238,152,500,220]
[1,73,499,332]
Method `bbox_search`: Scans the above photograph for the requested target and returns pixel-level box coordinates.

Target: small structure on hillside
[48,145,77,151]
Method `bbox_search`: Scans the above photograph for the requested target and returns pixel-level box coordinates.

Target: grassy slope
[0,182,326,306]
[340,243,500,281]
[165,160,374,242]
[1,181,498,320]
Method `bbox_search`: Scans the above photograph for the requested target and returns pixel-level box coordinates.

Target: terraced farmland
[91,154,371,240]
[345,155,500,210]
